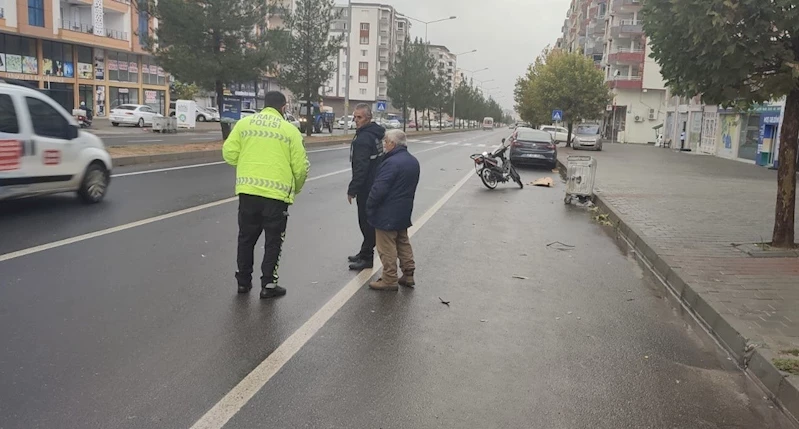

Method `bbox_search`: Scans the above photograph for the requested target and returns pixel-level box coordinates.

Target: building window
[358,62,368,83]
[361,49,368,56]
[0,34,39,74]
[28,0,45,27]
[397,22,404,30]
[138,0,150,48]
[359,88,367,95]
[360,23,370,44]
[107,52,139,83]
[42,41,75,77]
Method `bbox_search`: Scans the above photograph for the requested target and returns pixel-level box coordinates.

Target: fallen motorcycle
[469,143,523,190]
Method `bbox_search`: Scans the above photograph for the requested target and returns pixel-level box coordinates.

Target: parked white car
[196,106,219,122]
[0,81,112,203]
[539,125,573,144]
[337,115,355,129]
[285,113,301,129]
[240,109,257,119]
[386,119,402,129]
[110,104,162,127]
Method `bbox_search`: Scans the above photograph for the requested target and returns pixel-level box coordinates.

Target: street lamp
[403,15,457,43]
[343,0,353,135]
[450,49,478,129]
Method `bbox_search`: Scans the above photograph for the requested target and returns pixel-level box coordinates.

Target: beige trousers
[375,229,415,284]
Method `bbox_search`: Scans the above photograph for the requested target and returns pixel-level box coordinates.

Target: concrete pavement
[0,130,794,428]
[558,143,799,423]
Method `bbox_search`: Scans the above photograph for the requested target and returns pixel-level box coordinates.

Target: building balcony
[103,0,130,13]
[59,19,130,49]
[588,21,605,35]
[607,48,645,64]
[607,75,643,90]
[610,19,643,38]
[613,0,643,13]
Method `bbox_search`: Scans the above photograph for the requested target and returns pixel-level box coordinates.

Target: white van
[482,117,494,130]
[0,82,112,203]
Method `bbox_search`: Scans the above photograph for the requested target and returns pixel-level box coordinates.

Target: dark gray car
[572,124,603,151]
[508,127,558,169]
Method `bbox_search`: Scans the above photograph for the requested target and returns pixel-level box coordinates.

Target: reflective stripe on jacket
[222,107,309,204]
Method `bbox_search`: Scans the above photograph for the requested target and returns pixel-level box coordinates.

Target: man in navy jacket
[366,129,420,291]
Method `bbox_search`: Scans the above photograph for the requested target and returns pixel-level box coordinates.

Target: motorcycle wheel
[510,166,523,189]
[480,168,498,190]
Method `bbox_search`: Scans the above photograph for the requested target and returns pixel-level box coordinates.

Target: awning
[652,123,664,130]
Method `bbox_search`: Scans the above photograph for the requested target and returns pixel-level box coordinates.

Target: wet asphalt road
[0,130,794,429]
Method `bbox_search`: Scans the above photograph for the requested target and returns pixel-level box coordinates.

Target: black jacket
[366,145,420,231]
[348,122,386,197]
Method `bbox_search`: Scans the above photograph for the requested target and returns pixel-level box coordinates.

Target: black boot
[236,272,252,294]
[238,284,252,294]
[348,258,373,271]
[347,254,361,262]
[260,285,287,299]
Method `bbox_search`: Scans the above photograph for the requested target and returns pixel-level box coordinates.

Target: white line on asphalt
[0,144,455,263]
[127,139,163,143]
[189,168,475,429]
[435,140,446,144]
[112,161,227,177]
[189,137,218,141]
[407,139,420,142]
[477,144,486,147]
[463,143,472,146]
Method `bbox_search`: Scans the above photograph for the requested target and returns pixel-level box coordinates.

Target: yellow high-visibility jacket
[223,107,309,204]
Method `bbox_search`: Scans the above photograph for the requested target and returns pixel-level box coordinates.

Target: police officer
[347,103,386,271]
[223,91,310,299]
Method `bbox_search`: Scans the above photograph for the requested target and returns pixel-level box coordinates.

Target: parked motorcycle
[470,143,523,190]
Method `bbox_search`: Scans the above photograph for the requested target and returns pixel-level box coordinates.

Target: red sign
[0,139,21,171]
[43,150,61,165]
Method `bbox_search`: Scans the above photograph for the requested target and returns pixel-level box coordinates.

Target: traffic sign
[552,110,563,122]
[376,101,387,112]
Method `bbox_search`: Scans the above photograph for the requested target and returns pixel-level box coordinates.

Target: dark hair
[265,91,287,110]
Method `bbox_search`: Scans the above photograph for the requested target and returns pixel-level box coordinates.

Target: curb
[111,128,477,168]
[557,157,799,425]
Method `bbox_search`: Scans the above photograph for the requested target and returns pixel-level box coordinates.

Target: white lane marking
[112,162,227,177]
[190,137,218,141]
[463,143,472,146]
[0,144,455,263]
[407,139,420,142]
[112,146,352,178]
[189,169,474,429]
[420,140,433,143]
[127,139,163,143]
[477,144,486,147]
[435,140,446,144]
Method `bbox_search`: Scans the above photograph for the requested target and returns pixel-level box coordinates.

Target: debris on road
[439,297,450,307]
[530,177,555,187]
[480,319,487,322]
[512,275,529,280]
[546,241,575,251]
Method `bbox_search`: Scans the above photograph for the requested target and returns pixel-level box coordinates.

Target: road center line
[189,169,475,429]
[0,143,456,263]
[127,139,163,143]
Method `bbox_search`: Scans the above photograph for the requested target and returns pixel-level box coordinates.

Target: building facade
[321,2,410,116]
[0,0,170,116]
[427,44,456,90]
[558,0,667,144]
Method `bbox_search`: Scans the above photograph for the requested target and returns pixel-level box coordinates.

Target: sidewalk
[558,144,799,422]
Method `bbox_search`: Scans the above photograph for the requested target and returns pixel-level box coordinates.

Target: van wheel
[197,115,206,122]
[111,122,119,127]
[78,163,110,204]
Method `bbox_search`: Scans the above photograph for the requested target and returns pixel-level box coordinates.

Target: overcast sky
[380,0,571,112]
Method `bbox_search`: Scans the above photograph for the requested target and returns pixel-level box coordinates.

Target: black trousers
[236,194,289,288]
[356,192,376,259]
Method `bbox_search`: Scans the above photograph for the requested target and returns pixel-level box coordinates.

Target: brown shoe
[369,278,399,291]
[398,275,415,287]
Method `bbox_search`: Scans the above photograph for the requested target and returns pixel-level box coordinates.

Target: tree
[643,0,798,248]
[406,39,437,131]
[517,49,609,145]
[170,81,200,100]
[275,0,343,136]
[514,49,551,127]
[147,0,278,139]
[431,62,453,130]
[387,36,414,132]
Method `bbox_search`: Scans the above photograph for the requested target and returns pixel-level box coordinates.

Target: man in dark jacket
[366,129,420,291]
[347,103,386,270]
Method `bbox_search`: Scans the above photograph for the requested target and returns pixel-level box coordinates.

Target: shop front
[754,104,781,166]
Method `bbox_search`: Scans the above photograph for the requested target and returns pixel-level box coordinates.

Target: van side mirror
[66,124,79,140]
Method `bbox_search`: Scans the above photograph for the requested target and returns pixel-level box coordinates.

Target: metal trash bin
[564,155,597,204]
[164,117,178,133]
[152,117,166,133]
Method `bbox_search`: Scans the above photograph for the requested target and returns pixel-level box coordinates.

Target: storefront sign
[118,88,129,94]
[221,95,242,121]
[22,56,38,74]
[77,62,93,79]
[96,86,106,117]
[156,67,165,77]
[0,53,6,72]
[94,50,105,80]
[129,62,138,74]
[0,72,40,82]
[5,55,22,73]
[145,90,157,104]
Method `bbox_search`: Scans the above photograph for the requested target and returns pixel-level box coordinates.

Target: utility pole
[343,0,353,136]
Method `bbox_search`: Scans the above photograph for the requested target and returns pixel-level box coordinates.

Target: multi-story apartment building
[427,44,456,90]
[321,2,410,116]
[0,0,170,117]
[558,0,666,144]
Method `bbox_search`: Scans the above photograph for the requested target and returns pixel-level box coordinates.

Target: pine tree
[275,0,343,136]
[146,0,278,139]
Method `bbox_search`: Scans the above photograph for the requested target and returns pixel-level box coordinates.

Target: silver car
[572,124,603,151]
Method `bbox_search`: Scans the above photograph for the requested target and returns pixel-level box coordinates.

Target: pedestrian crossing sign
[376,101,387,112]
[552,110,563,122]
